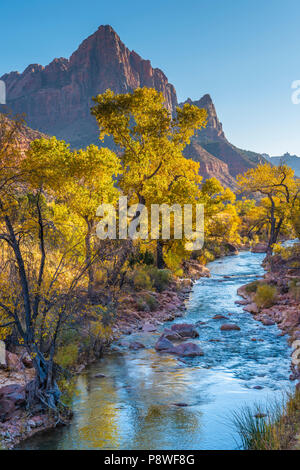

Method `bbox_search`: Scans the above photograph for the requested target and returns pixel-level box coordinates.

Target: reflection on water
[19,251,294,450]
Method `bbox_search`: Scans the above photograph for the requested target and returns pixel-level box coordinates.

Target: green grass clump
[136,293,158,312]
[232,390,300,450]
[144,293,158,311]
[254,284,277,309]
[245,280,259,294]
[133,270,153,291]
[132,267,172,292]
[146,267,172,292]
[55,343,79,369]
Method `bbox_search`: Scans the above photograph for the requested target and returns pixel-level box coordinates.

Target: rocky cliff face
[183,140,236,188]
[183,94,225,142]
[1,25,266,186]
[1,25,177,148]
[180,95,266,178]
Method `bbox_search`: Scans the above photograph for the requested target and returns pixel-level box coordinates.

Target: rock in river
[170,323,199,338]
[220,323,241,331]
[129,341,145,350]
[243,303,259,314]
[161,328,182,341]
[168,342,204,357]
[155,337,174,351]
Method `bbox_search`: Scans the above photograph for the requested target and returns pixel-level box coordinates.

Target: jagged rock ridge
[180,95,266,179]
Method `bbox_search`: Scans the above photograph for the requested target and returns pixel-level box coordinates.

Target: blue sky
[1,0,300,155]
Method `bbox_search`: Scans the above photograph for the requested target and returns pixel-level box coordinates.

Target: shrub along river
[19,250,294,450]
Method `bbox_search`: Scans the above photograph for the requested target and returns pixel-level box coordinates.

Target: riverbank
[0,362,59,449]
[3,246,295,451]
[237,244,300,383]
[15,250,294,450]
[236,242,300,449]
[0,263,210,449]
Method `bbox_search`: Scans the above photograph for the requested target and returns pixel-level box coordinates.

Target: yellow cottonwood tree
[199,177,241,247]
[25,137,121,297]
[91,87,207,267]
[237,163,300,253]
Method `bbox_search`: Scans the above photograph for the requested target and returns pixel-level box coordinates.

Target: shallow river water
[19,251,294,450]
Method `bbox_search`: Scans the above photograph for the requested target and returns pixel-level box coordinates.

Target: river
[18,250,294,450]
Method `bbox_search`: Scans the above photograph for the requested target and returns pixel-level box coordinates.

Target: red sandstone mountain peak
[1,24,177,148]
[0,25,267,187]
[180,94,225,141]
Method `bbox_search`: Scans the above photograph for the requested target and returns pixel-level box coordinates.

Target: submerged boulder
[155,336,174,351]
[261,318,275,326]
[220,323,241,331]
[129,341,145,350]
[168,342,204,357]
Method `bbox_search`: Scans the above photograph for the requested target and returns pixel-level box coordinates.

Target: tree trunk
[267,216,283,255]
[27,346,61,411]
[156,240,166,269]
[2,212,61,412]
[267,196,276,255]
[85,222,95,300]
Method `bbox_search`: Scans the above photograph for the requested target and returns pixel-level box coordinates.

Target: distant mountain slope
[1,25,267,187]
[183,140,236,188]
[267,153,300,176]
